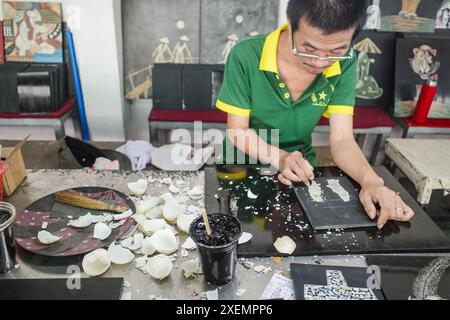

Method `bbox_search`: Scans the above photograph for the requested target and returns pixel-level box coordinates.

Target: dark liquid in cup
[191,213,241,246]
[190,213,242,285]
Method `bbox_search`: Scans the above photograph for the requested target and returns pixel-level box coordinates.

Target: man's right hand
[276,151,314,186]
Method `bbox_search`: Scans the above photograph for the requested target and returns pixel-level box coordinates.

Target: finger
[282,168,303,183]
[294,156,314,181]
[396,198,415,222]
[278,173,292,186]
[290,163,310,185]
[360,191,377,220]
[377,195,395,229]
[301,159,315,181]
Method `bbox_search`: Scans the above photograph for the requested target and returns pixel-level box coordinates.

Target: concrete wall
[0,0,127,141]
[278,0,288,25]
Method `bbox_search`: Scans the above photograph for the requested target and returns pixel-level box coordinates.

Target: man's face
[290,19,356,75]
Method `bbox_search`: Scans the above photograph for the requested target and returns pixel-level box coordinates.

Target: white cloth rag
[116,140,154,171]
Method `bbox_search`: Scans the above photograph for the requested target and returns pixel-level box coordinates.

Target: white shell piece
[145,207,161,219]
[93,222,112,240]
[146,254,173,280]
[37,230,61,244]
[136,205,149,215]
[187,205,201,215]
[163,224,179,235]
[181,237,197,250]
[141,237,156,256]
[176,195,190,203]
[238,232,253,245]
[142,219,167,235]
[141,196,161,207]
[180,259,202,278]
[168,254,177,262]
[180,248,189,257]
[99,213,112,223]
[236,288,247,296]
[187,185,204,200]
[41,222,48,229]
[161,192,176,204]
[113,209,133,221]
[247,189,258,199]
[132,213,146,227]
[134,256,148,269]
[108,242,135,265]
[175,179,186,187]
[82,249,111,277]
[68,213,94,228]
[169,184,180,194]
[127,179,148,196]
[162,202,184,223]
[176,213,196,234]
[273,236,296,255]
[121,233,144,251]
[109,219,126,230]
[205,289,219,300]
[253,265,271,273]
[136,197,160,215]
[149,229,179,255]
[160,177,172,185]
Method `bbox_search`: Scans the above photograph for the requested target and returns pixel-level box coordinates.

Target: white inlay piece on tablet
[327,179,350,202]
[308,181,324,202]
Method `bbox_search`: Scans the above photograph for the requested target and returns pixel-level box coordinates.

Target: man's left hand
[359,184,415,229]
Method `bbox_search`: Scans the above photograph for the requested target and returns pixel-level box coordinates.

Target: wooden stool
[385,138,450,205]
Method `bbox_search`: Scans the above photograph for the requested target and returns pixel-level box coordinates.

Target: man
[215,0,414,229]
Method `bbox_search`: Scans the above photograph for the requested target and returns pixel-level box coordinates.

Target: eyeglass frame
[291,31,354,62]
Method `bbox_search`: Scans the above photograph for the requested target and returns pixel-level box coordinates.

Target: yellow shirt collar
[259,23,342,78]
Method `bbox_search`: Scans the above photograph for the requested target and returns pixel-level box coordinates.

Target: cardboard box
[1,136,29,196]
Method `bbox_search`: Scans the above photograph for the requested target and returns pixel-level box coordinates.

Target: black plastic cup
[0,202,16,275]
[189,213,242,285]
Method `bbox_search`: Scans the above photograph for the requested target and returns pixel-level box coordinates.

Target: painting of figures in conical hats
[354,31,396,109]
[2,1,63,63]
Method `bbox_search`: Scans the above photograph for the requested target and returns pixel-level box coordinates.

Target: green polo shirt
[215,24,356,167]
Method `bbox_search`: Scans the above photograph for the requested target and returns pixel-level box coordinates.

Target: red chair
[148,106,396,165]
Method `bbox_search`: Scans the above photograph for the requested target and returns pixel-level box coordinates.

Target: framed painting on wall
[436,0,450,29]
[2,1,63,63]
[354,30,396,109]
[394,38,450,119]
[122,0,201,100]
[200,0,279,64]
[370,0,442,33]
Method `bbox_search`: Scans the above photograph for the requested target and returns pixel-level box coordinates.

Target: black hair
[287,0,368,37]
